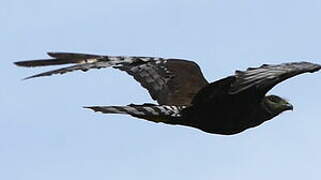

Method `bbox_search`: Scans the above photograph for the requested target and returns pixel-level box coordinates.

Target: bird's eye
[269,96,280,103]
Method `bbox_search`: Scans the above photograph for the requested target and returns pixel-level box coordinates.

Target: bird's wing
[229,62,321,95]
[14,52,208,105]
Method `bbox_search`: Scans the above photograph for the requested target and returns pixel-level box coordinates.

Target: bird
[14,52,321,135]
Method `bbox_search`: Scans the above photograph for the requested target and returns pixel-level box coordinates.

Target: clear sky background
[2,0,321,179]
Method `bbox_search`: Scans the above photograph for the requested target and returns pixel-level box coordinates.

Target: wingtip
[305,61,321,73]
[13,61,20,66]
[83,106,98,111]
[83,106,106,114]
[47,52,55,57]
[21,73,46,80]
[22,76,34,80]
[47,52,63,58]
[14,61,31,67]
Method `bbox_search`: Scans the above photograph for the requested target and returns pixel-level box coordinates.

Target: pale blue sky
[2,0,321,179]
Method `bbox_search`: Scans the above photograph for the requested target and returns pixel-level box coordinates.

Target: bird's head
[262,95,293,116]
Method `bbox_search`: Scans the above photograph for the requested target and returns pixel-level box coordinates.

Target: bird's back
[182,76,269,135]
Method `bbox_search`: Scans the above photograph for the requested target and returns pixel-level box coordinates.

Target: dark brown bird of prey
[14,52,321,135]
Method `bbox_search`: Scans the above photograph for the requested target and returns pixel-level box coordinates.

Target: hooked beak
[285,103,294,111]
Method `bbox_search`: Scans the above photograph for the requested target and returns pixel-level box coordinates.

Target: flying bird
[14,52,321,135]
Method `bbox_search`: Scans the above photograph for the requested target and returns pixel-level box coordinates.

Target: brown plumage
[14,52,321,135]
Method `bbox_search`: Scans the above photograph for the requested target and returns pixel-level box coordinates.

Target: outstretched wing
[14,52,208,105]
[229,62,321,95]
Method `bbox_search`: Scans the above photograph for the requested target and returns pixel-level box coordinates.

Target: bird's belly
[186,105,255,135]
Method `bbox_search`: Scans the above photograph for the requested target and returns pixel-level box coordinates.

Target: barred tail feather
[84,104,186,123]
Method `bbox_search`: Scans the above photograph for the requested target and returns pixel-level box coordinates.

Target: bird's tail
[84,104,187,124]
[14,52,161,80]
